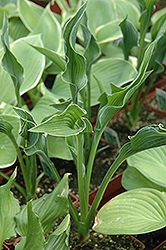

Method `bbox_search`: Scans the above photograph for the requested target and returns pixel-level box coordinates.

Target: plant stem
[85,152,124,229]
[10,133,31,200]
[77,134,87,220]
[85,129,103,207]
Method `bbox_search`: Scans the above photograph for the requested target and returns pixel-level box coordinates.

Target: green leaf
[95,20,122,44]
[123,145,166,189]
[1,14,24,96]
[31,5,62,51]
[151,12,166,40]
[93,188,166,235]
[86,0,140,35]
[81,14,101,72]
[18,0,44,31]
[44,214,70,250]
[0,170,20,249]
[151,7,166,39]
[0,34,45,104]
[90,58,137,105]
[0,115,20,167]
[62,3,87,102]
[29,104,92,137]
[47,136,73,160]
[122,166,166,192]
[28,45,65,72]
[15,201,44,250]
[9,16,29,40]
[119,17,138,60]
[95,41,155,130]
[15,174,69,235]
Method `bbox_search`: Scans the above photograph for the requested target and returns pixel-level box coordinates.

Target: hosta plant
[1,0,166,245]
[27,3,166,242]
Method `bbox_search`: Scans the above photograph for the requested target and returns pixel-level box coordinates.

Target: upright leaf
[119,17,138,60]
[15,202,44,250]
[44,214,70,250]
[1,14,24,107]
[62,3,87,102]
[0,170,20,249]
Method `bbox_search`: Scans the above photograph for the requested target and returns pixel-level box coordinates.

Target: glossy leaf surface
[123,145,166,189]
[93,188,166,235]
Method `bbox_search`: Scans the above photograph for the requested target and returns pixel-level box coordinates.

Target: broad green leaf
[15,201,44,250]
[62,3,87,101]
[47,136,73,160]
[124,145,166,189]
[44,214,70,250]
[9,16,29,40]
[15,174,69,235]
[90,58,137,106]
[29,104,92,137]
[95,20,122,44]
[18,0,44,31]
[86,0,140,36]
[0,170,20,249]
[0,115,20,168]
[122,166,166,192]
[119,17,138,60]
[93,188,166,235]
[30,5,63,66]
[52,75,71,102]
[90,123,166,217]
[0,35,45,104]
[11,35,45,95]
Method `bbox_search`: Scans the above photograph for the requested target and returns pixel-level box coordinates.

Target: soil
[2,101,166,250]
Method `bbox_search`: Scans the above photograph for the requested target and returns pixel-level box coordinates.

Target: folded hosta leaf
[62,3,87,101]
[123,145,166,189]
[119,17,138,60]
[15,201,44,250]
[0,170,20,249]
[29,104,92,137]
[93,188,166,235]
[0,115,20,167]
[44,214,70,250]
[122,165,166,192]
[18,0,44,31]
[15,174,69,236]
